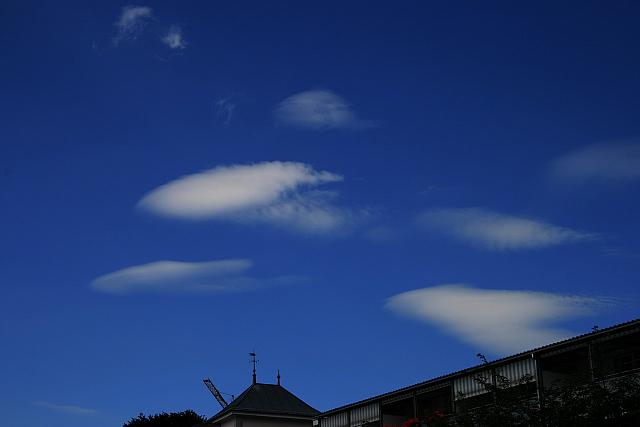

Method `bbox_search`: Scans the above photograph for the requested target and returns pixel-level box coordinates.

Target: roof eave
[209,410,318,424]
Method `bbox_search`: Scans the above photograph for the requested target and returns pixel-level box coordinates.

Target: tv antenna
[476,353,489,364]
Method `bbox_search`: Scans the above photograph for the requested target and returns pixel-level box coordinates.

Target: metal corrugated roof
[318,318,640,416]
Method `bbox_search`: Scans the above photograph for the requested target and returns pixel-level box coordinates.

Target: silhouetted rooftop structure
[208,382,319,425]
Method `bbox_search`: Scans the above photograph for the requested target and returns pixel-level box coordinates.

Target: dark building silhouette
[205,379,319,427]
[314,319,640,427]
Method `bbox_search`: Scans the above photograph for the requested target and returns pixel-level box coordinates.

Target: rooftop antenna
[249,352,258,384]
[277,369,281,385]
[476,353,489,364]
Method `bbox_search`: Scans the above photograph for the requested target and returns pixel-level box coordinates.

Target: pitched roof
[208,383,320,423]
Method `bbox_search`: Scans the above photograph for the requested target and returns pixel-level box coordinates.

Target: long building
[314,319,640,427]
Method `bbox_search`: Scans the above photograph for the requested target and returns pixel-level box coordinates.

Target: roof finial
[277,369,281,385]
[250,352,257,384]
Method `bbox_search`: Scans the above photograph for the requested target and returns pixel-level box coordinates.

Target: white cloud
[33,401,98,416]
[386,285,605,354]
[417,208,594,250]
[90,259,297,295]
[113,5,153,45]
[137,162,359,234]
[548,142,640,185]
[274,90,374,130]
[162,25,187,49]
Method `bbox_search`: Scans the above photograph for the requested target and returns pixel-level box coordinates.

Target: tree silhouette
[123,410,206,427]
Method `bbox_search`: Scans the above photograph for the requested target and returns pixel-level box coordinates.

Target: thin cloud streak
[32,401,98,416]
[386,285,607,355]
[214,98,237,125]
[137,162,361,234]
[274,90,374,130]
[113,5,153,45]
[548,142,640,186]
[417,207,595,250]
[90,259,300,295]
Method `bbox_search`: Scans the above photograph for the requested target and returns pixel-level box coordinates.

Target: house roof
[208,382,320,424]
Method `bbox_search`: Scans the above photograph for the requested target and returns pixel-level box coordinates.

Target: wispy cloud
[601,246,640,259]
[386,284,607,354]
[417,207,594,250]
[274,90,374,130]
[32,401,98,416]
[162,25,187,49]
[113,5,153,45]
[137,162,362,234]
[215,98,237,125]
[90,259,299,295]
[548,142,640,186]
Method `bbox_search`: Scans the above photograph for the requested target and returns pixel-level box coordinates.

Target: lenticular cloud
[90,259,299,295]
[386,284,604,354]
[137,161,356,234]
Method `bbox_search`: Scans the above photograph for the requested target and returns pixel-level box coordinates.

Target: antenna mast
[249,352,258,384]
[203,378,229,409]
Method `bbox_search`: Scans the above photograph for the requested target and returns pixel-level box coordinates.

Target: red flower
[401,418,420,427]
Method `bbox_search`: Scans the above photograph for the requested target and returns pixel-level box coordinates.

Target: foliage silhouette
[123,409,206,427]
[446,372,640,427]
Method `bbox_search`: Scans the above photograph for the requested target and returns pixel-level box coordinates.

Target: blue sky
[2,1,640,426]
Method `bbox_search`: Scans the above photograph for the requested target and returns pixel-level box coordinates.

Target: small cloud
[274,90,374,130]
[417,207,594,251]
[32,401,98,416]
[215,98,237,125]
[548,142,640,186]
[90,259,298,295]
[113,5,153,45]
[162,25,187,49]
[386,284,608,355]
[137,162,362,234]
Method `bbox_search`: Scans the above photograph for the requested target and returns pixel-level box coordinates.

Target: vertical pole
[450,383,456,416]
[412,392,417,419]
[533,354,542,405]
[588,344,595,381]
